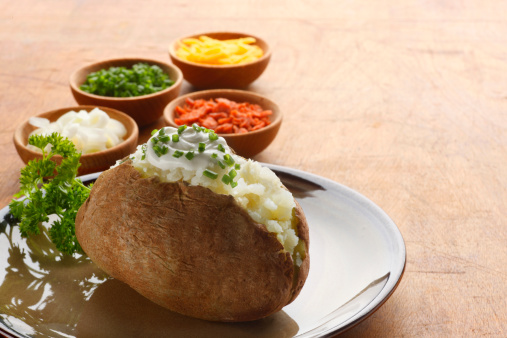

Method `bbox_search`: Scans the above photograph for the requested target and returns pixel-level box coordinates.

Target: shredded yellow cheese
[176,35,264,65]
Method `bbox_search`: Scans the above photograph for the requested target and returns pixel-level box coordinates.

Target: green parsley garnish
[8,133,90,255]
[80,63,174,97]
[203,169,218,179]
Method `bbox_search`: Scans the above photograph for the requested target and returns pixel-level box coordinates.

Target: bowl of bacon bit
[163,89,281,158]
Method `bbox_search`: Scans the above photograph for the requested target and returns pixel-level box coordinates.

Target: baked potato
[75,125,309,322]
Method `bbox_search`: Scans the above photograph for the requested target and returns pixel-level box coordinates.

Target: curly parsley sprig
[9,133,91,255]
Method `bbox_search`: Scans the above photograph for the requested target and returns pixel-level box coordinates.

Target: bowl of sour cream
[13,105,139,175]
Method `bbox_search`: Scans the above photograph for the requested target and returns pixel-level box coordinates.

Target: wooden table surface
[1,0,506,337]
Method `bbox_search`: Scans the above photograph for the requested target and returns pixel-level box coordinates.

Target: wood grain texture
[0,0,505,336]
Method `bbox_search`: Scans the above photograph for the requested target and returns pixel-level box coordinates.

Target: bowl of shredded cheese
[13,106,139,175]
[169,32,271,89]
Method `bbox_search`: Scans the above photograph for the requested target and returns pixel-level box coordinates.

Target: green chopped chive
[229,169,237,179]
[153,145,168,157]
[192,124,202,132]
[172,134,179,142]
[151,137,159,144]
[209,132,218,141]
[218,144,225,152]
[198,142,206,152]
[211,153,218,159]
[158,128,166,135]
[79,63,174,97]
[159,135,170,142]
[218,160,226,169]
[151,129,159,136]
[185,151,194,160]
[222,174,231,185]
[141,144,147,160]
[203,169,218,179]
[173,150,184,158]
[177,125,187,134]
[230,181,238,188]
[223,154,235,166]
[234,163,240,170]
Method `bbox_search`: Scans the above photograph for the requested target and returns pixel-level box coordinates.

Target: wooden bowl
[69,58,183,127]
[169,32,271,89]
[13,105,139,175]
[163,89,281,158]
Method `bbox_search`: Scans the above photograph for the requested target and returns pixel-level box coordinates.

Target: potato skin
[75,161,309,322]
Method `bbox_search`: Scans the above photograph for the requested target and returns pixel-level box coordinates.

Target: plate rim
[0,164,406,338]
[263,163,406,337]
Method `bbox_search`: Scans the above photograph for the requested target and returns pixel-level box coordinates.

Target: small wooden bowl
[169,32,271,89]
[13,105,139,175]
[70,58,183,127]
[163,89,281,158]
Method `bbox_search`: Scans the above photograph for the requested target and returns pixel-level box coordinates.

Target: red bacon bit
[173,97,272,134]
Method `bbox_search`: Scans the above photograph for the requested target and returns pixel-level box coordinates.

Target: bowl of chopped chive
[163,89,282,158]
[169,32,271,89]
[13,105,139,175]
[70,58,183,127]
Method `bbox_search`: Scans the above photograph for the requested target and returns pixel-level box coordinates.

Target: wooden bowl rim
[163,89,282,139]
[168,31,272,69]
[14,105,139,160]
[69,57,183,101]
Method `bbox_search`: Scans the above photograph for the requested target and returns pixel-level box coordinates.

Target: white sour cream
[28,107,127,154]
[145,126,232,172]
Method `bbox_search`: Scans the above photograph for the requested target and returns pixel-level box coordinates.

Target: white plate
[0,164,405,337]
